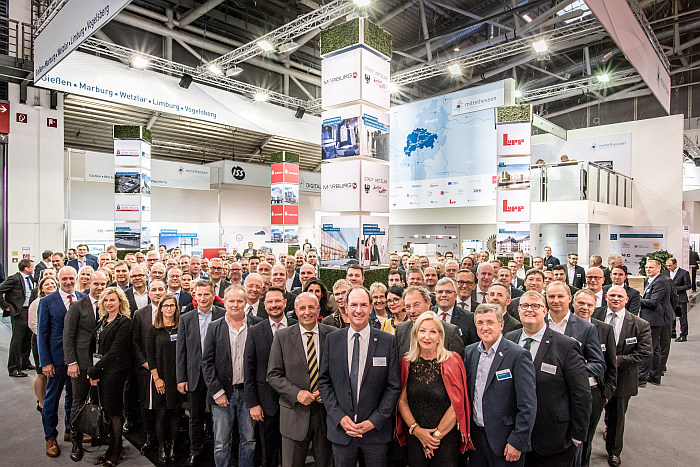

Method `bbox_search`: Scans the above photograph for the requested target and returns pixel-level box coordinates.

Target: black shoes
[8,370,27,377]
[608,454,621,466]
[168,439,176,464]
[638,378,647,387]
[123,418,134,434]
[648,378,661,386]
[70,440,83,462]
[186,453,200,467]
[676,336,688,342]
[158,443,168,465]
[141,436,157,454]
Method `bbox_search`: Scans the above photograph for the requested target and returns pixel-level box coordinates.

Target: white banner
[390,175,496,209]
[299,171,321,193]
[34,0,131,80]
[532,132,632,176]
[451,88,504,116]
[497,122,531,156]
[221,160,271,187]
[321,160,362,212]
[114,195,151,222]
[114,139,151,169]
[360,48,391,110]
[360,160,389,212]
[321,47,391,110]
[39,52,320,145]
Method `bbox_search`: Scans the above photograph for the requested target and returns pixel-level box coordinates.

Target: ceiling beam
[178,0,227,28]
[429,0,513,32]
[376,0,417,26]
[418,0,433,61]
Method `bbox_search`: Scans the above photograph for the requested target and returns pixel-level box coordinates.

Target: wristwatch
[433,430,443,440]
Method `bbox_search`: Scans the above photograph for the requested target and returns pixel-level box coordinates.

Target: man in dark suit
[131,280,167,453]
[33,250,53,283]
[270,264,299,314]
[505,291,591,467]
[37,266,85,457]
[63,271,107,461]
[665,257,691,342]
[112,260,131,290]
[209,258,231,299]
[689,246,699,292]
[552,265,579,298]
[166,267,193,310]
[125,264,149,314]
[318,286,401,467]
[466,303,537,467]
[455,269,479,312]
[0,260,5,283]
[565,254,586,289]
[0,258,35,377]
[543,246,560,271]
[603,265,641,315]
[202,283,262,467]
[244,287,297,467]
[473,262,495,305]
[585,267,606,308]
[176,279,225,466]
[432,277,479,346]
[267,292,335,467]
[487,282,523,333]
[66,244,98,271]
[638,259,672,385]
[369,237,380,264]
[497,267,524,301]
[285,256,302,292]
[573,289,617,467]
[593,286,652,467]
[396,286,466,358]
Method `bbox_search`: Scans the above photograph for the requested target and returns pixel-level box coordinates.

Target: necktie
[247,305,254,315]
[25,277,33,291]
[481,293,487,304]
[523,337,534,353]
[440,312,447,322]
[94,302,99,321]
[350,332,361,411]
[68,294,74,304]
[305,332,318,393]
[609,313,618,342]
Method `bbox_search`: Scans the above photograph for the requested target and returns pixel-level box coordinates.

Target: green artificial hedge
[319,267,390,290]
[496,105,532,124]
[364,19,393,59]
[113,125,152,143]
[270,151,300,163]
[495,257,531,267]
[638,250,672,275]
[320,18,360,56]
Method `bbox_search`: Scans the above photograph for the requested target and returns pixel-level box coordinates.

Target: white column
[599,224,611,260]
[530,223,541,257]
[578,223,590,267]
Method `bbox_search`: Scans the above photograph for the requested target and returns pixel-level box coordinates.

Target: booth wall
[6,84,65,262]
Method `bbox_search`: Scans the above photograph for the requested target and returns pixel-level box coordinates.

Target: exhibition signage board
[496,156,531,222]
[271,162,299,184]
[586,0,671,113]
[360,160,389,212]
[320,215,389,266]
[270,151,299,243]
[321,46,391,110]
[114,139,151,169]
[114,194,151,222]
[217,160,320,192]
[531,132,632,176]
[321,160,362,212]
[114,223,151,250]
[496,122,531,156]
[496,224,531,256]
[34,0,131,80]
[322,104,389,161]
[38,52,321,145]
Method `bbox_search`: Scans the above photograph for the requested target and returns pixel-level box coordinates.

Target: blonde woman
[380,285,407,334]
[88,287,132,467]
[395,311,471,465]
[77,266,94,294]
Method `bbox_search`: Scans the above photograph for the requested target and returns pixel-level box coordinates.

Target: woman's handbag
[71,385,109,440]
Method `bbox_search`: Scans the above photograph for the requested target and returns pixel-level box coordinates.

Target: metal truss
[78,38,319,112]
[392,18,605,85]
[685,135,700,160]
[519,69,643,103]
[203,0,356,72]
[152,139,236,159]
[34,0,69,35]
[627,0,671,71]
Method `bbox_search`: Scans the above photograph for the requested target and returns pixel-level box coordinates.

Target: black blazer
[33,261,49,283]
[566,265,586,289]
[431,304,479,346]
[602,284,641,315]
[640,275,672,327]
[503,313,523,334]
[505,327,591,456]
[131,305,154,369]
[201,314,262,404]
[559,312,606,381]
[214,279,232,299]
[510,287,524,299]
[125,287,149,315]
[668,268,691,304]
[456,297,479,313]
[63,296,98,370]
[465,337,537,454]
[244,317,297,416]
[87,315,132,379]
[592,307,652,397]
[511,277,525,291]
[590,318,617,400]
[175,290,193,310]
[0,272,33,317]
[395,318,466,358]
[176,305,225,391]
[318,326,401,445]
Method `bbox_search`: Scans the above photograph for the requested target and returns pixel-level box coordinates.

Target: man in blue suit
[465,303,537,467]
[37,266,85,457]
[318,285,401,467]
[66,244,98,271]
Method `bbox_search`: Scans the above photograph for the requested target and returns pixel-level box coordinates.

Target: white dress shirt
[567,265,576,285]
[59,288,76,310]
[300,323,320,360]
[548,311,571,335]
[605,307,626,344]
[285,277,295,292]
[269,316,288,335]
[458,298,471,312]
[518,325,546,361]
[246,301,260,316]
[594,290,603,307]
[437,306,454,323]
[347,324,371,404]
[476,286,488,304]
[133,288,148,310]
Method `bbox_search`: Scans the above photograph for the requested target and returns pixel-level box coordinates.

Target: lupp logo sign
[502,133,525,146]
[231,166,245,181]
[502,200,525,212]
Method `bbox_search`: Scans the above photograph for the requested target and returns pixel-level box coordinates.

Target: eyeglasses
[210,267,224,271]
[386,298,401,305]
[435,290,455,295]
[519,303,544,311]
[131,274,145,279]
[586,276,603,280]
[456,281,475,286]
[161,304,176,309]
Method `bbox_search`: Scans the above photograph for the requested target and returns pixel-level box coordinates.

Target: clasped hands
[340,416,374,438]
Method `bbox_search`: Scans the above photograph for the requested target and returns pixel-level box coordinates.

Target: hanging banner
[496,224,531,256]
[496,156,531,222]
[497,122,532,156]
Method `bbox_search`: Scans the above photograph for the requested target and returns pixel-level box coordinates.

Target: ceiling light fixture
[257,40,275,52]
[254,92,270,102]
[522,14,533,22]
[207,63,222,75]
[225,66,243,77]
[453,47,460,52]
[532,40,548,53]
[131,55,149,69]
[448,64,461,75]
[514,90,523,98]
[597,73,610,83]
[388,83,399,93]
[353,0,371,7]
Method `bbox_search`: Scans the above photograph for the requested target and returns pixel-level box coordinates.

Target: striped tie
[305,332,318,392]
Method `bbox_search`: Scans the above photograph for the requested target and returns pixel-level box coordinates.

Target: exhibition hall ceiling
[39,0,700,165]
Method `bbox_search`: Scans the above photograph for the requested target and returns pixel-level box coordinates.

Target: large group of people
[0,242,691,467]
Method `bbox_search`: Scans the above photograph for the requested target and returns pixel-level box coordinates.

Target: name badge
[625,337,637,344]
[92,353,102,366]
[373,357,386,367]
[541,362,557,375]
[170,334,178,342]
[496,369,512,381]
[601,344,606,351]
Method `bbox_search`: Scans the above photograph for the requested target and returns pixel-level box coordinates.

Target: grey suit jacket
[267,322,336,441]
[63,295,98,370]
[395,317,465,358]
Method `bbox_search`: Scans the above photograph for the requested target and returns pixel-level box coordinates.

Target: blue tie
[25,276,33,291]
[350,332,360,413]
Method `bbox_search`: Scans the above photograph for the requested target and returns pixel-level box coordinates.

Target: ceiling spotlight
[532,40,548,53]
[353,0,371,6]
[254,92,270,102]
[597,73,610,83]
[257,40,274,52]
[388,83,399,94]
[514,90,523,98]
[225,66,243,77]
[131,55,149,69]
[522,14,533,22]
[453,47,460,52]
[207,63,222,75]
[448,64,461,75]
[278,41,299,53]
[179,73,193,89]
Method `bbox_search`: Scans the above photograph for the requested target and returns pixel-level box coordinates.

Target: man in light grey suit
[267,292,335,467]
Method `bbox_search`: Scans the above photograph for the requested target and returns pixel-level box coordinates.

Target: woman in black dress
[146,294,182,465]
[88,287,132,467]
[396,311,471,466]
